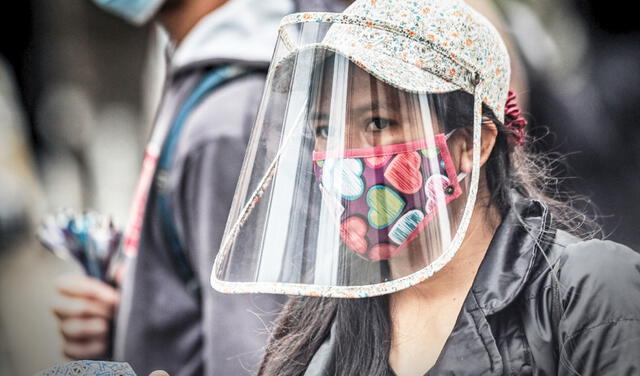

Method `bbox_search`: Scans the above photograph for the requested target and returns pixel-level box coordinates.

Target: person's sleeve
[556,239,640,375]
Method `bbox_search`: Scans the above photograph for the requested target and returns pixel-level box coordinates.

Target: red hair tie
[504,90,527,147]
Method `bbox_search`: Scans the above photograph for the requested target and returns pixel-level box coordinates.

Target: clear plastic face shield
[211,15,485,297]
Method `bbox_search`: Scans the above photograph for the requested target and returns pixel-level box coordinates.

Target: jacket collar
[470,193,554,316]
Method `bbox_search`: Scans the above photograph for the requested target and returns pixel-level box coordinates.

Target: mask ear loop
[444,129,468,183]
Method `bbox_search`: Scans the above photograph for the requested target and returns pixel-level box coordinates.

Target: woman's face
[307,61,472,271]
[310,63,430,152]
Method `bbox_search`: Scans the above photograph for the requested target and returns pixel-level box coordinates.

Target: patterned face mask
[313,132,464,261]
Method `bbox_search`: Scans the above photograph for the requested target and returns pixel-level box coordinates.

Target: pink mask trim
[313,138,432,161]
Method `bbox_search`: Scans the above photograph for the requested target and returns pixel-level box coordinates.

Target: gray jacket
[113,1,349,375]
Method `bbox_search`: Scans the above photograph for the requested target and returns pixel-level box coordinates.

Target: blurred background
[0,0,638,374]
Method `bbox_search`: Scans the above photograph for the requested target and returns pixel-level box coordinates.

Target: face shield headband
[210,12,486,298]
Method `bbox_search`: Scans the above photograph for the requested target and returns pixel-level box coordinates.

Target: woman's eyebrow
[309,102,396,122]
[350,101,395,118]
[309,112,329,121]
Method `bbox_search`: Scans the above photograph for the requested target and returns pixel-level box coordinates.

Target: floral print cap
[278,0,511,122]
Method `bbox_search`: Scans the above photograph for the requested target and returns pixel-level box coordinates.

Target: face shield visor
[211,14,486,298]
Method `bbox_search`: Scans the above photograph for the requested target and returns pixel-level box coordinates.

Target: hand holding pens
[37,210,122,283]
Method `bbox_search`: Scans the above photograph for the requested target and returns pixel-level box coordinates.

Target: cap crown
[348,0,510,118]
[281,0,511,120]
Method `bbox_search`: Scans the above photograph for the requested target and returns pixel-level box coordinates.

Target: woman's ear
[450,122,498,174]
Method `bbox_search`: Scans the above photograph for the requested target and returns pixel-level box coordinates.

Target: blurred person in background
[50,0,352,375]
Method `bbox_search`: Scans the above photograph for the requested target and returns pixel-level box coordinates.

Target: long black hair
[258,91,600,376]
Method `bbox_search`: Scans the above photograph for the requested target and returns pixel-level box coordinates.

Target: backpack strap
[154,65,260,296]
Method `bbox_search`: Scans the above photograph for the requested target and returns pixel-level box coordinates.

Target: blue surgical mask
[92,0,166,25]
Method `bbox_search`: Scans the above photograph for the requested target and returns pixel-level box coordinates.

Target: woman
[210,0,640,374]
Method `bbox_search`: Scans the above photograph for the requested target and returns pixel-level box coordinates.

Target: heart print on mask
[321,158,365,200]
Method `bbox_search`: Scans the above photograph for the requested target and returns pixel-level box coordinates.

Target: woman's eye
[316,125,329,139]
[366,117,395,132]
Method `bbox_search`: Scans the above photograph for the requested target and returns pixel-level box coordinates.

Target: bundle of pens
[37,210,122,283]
